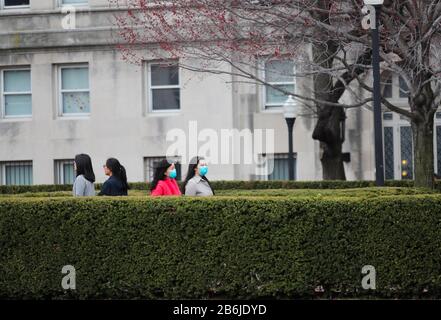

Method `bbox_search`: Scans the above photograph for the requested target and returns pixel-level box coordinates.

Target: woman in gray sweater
[182,156,214,196]
[73,154,96,197]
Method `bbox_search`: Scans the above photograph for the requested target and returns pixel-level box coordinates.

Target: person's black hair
[106,158,129,190]
[74,154,95,183]
[182,156,214,195]
[150,158,176,191]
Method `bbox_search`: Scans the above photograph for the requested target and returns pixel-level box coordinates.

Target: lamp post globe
[283,95,298,120]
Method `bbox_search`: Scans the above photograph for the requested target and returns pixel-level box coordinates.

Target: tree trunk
[311,38,347,181]
[410,74,436,189]
[320,141,346,180]
[313,106,346,180]
[412,119,435,189]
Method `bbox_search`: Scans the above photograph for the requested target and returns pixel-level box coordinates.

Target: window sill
[147,110,181,117]
[260,108,283,114]
[1,6,30,9]
[0,117,32,122]
[0,6,30,14]
[57,115,90,120]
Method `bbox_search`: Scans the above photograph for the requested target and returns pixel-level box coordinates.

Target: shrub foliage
[1,194,441,299]
[0,179,434,195]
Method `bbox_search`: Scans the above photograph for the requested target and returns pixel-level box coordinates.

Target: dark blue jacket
[98,176,128,196]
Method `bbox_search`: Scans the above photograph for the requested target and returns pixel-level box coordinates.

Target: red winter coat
[150,178,182,196]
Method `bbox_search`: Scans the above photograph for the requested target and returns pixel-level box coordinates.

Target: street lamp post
[283,95,298,181]
[364,0,385,186]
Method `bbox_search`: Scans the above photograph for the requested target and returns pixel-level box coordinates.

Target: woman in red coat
[150,159,182,196]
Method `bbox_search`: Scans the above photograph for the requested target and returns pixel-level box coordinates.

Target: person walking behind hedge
[98,158,129,196]
[73,154,96,197]
[182,156,214,196]
[150,159,182,196]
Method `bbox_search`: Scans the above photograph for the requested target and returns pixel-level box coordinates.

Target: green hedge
[0,187,436,199]
[1,195,441,299]
[0,179,433,194]
[215,187,436,197]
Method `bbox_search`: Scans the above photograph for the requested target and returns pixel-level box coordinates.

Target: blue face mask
[199,166,208,177]
[169,168,177,179]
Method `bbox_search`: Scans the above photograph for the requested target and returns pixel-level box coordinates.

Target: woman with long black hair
[150,159,181,196]
[73,153,96,197]
[182,156,214,196]
[98,158,129,196]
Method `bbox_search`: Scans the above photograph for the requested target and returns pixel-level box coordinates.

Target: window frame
[0,0,30,10]
[144,156,182,182]
[0,67,32,119]
[147,61,181,113]
[0,160,33,186]
[260,58,296,111]
[58,64,90,118]
[382,111,441,179]
[382,112,412,180]
[54,159,75,185]
[382,73,410,104]
[259,153,297,181]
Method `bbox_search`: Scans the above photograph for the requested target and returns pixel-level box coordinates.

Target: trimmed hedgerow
[0,187,435,199]
[1,195,441,299]
[0,179,436,194]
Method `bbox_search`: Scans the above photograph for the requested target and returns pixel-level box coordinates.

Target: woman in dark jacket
[98,158,129,196]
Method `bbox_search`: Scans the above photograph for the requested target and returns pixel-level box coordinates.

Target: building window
[383,120,436,181]
[1,0,30,9]
[383,112,419,180]
[400,126,413,180]
[59,65,90,116]
[60,0,88,6]
[54,160,75,185]
[398,76,410,98]
[382,74,409,100]
[264,59,295,109]
[261,153,297,180]
[1,68,32,118]
[382,77,393,98]
[148,62,180,111]
[383,126,395,180]
[383,112,393,121]
[0,161,33,186]
[144,156,181,182]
